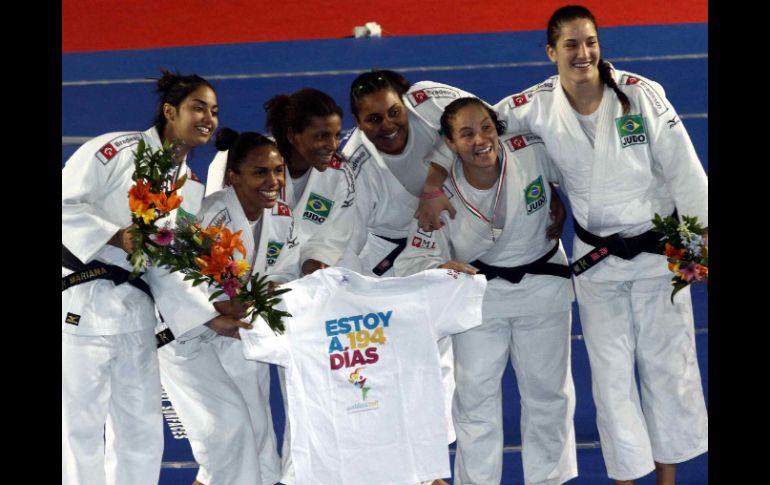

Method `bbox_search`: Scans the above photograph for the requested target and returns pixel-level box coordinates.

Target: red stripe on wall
[63,0,707,53]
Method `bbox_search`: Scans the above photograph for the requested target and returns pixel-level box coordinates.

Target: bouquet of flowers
[127,139,186,276]
[652,213,708,303]
[153,221,291,334]
[126,140,290,334]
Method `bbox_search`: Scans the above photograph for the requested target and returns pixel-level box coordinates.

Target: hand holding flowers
[126,139,185,276]
[652,213,708,303]
[125,139,290,334]
[154,221,291,334]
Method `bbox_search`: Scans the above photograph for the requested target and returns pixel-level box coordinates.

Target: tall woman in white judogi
[62,71,232,485]
[395,98,577,485]
[158,130,299,485]
[494,6,708,484]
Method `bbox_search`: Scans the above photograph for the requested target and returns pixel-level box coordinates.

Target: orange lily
[664,243,687,260]
[216,228,247,258]
[128,179,153,213]
[151,190,183,213]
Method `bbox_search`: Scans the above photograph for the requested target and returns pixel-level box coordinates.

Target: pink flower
[678,263,700,283]
[150,228,174,246]
[223,278,242,298]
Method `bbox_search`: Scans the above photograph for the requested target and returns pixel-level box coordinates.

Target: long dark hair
[264,88,343,164]
[152,69,215,135]
[547,5,630,114]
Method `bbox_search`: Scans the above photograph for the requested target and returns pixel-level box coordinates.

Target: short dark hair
[215,127,278,173]
[349,69,411,118]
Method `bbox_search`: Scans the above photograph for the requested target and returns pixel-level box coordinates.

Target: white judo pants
[158,329,281,485]
[574,275,708,480]
[62,329,163,485]
[452,311,577,485]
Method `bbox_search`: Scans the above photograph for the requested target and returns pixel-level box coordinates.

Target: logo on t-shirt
[326,310,393,413]
[303,193,334,224]
[348,367,371,401]
[524,175,547,215]
[615,114,648,148]
[266,241,284,266]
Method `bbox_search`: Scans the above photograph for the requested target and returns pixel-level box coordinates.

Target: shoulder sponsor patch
[524,175,547,215]
[303,192,334,224]
[347,144,371,178]
[505,133,543,151]
[94,133,142,165]
[266,241,284,266]
[510,93,529,107]
[407,86,461,107]
[509,78,557,109]
[65,312,81,326]
[621,74,669,117]
[209,208,231,228]
[273,201,292,217]
[615,114,648,148]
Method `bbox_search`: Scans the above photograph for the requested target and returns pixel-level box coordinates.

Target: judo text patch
[615,115,648,148]
[303,193,334,224]
[524,175,547,215]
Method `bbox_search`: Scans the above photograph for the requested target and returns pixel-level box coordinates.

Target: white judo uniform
[62,127,217,485]
[395,135,577,485]
[205,150,359,483]
[239,267,487,485]
[495,70,708,480]
[206,150,357,269]
[157,186,300,485]
[338,81,477,445]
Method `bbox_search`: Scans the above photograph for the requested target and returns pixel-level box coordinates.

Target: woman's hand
[416,190,455,232]
[205,314,253,338]
[546,184,566,240]
[438,260,478,275]
[213,299,249,319]
[108,224,138,254]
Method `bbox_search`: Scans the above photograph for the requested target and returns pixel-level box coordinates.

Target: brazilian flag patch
[524,175,547,215]
[303,192,334,224]
[266,241,284,266]
[615,114,648,148]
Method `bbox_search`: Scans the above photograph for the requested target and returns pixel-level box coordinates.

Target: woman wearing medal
[394,97,578,485]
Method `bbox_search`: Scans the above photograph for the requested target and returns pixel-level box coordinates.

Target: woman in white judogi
[158,130,300,485]
[204,89,362,484]
[494,6,708,484]
[62,71,225,485]
[395,97,577,485]
[206,89,357,276]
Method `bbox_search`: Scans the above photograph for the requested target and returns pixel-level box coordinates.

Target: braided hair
[547,5,630,114]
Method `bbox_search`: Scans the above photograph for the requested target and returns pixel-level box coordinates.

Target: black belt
[62,244,153,298]
[371,235,407,276]
[62,244,174,348]
[570,211,675,276]
[470,243,571,284]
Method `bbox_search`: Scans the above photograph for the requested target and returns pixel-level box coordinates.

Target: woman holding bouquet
[62,70,239,484]
[492,6,709,484]
[158,129,301,485]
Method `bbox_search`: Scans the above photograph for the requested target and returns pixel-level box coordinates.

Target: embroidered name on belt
[62,266,110,291]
